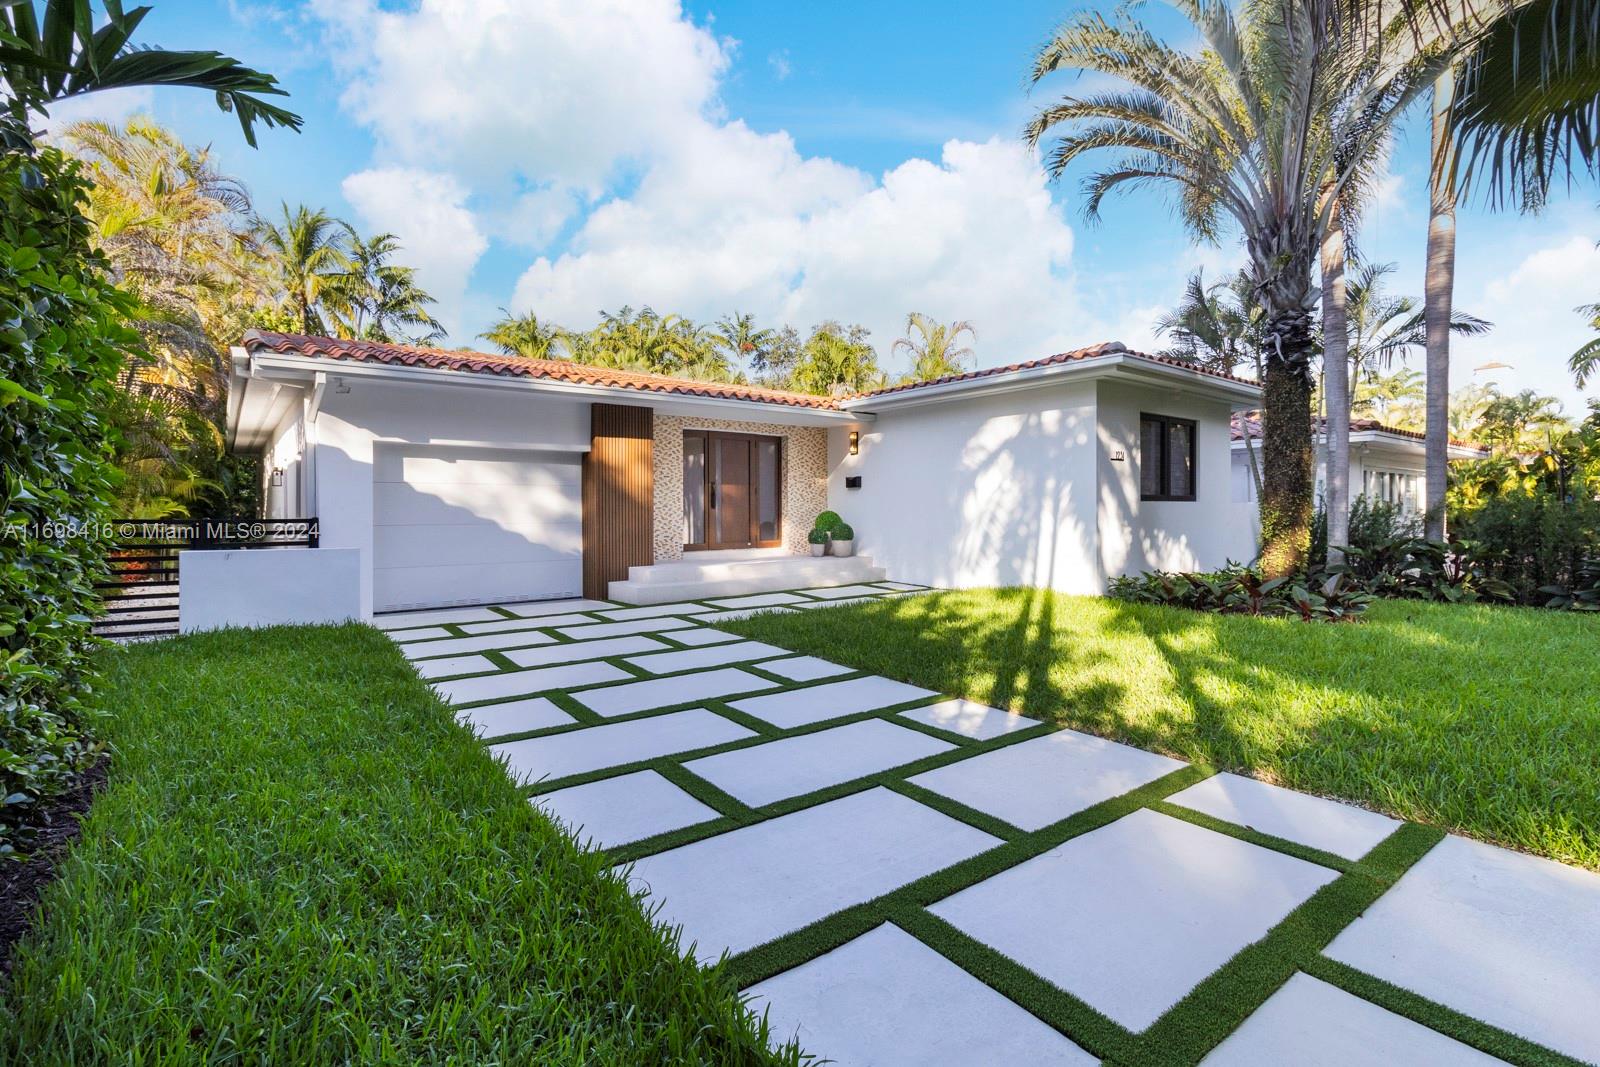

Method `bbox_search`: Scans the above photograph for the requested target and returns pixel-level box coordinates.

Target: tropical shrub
[1336,537,1515,604]
[0,146,137,853]
[1540,561,1600,611]
[1310,494,1416,563]
[1109,565,1371,621]
[1448,417,1600,604]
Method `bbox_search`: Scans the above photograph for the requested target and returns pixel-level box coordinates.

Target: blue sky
[46,0,1599,414]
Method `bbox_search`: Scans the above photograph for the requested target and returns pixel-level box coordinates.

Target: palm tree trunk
[1259,306,1318,577]
[1424,69,1457,541]
[1321,201,1351,564]
[1246,437,1265,511]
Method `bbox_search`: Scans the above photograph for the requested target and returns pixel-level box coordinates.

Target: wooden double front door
[683,430,782,550]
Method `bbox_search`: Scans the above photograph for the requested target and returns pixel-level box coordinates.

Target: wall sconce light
[848,430,860,456]
[270,467,285,487]
[1110,450,1125,462]
[333,377,351,394]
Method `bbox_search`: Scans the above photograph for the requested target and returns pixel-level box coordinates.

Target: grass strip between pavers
[1300,957,1589,1067]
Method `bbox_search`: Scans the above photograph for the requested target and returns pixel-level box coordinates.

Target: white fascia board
[243,351,866,426]
[225,346,251,450]
[307,371,328,423]
[1230,430,1487,461]
[840,353,1260,414]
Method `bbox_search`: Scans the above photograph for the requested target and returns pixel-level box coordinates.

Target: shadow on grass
[727,593,1600,869]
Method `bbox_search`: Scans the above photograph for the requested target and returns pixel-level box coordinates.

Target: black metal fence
[95,518,320,640]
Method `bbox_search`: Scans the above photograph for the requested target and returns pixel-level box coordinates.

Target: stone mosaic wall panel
[653,415,829,561]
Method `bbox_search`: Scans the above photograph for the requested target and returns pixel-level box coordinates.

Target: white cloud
[496,186,582,250]
[341,168,489,338]
[317,0,1120,368]
[768,50,793,80]
[1456,233,1599,413]
[512,132,1088,368]
[37,86,155,137]
[314,0,730,192]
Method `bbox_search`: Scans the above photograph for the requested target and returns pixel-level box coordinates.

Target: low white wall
[179,548,362,633]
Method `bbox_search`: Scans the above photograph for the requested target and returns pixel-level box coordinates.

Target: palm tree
[1423,71,1460,540]
[1344,262,1491,391]
[1572,299,1600,388]
[325,231,443,344]
[713,312,778,374]
[1413,0,1600,538]
[1155,270,1262,378]
[1,0,300,150]
[1450,381,1499,440]
[790,322,886,395]
[1352,367,1426,428]
[59,117,277,515]
[255,204,352,334]
[61,118,261,383]
[577,307,734,381]
[892,313,977,382]
[481,309,564,359]
[1477,389,1570,454]
[1027,0,1447,575]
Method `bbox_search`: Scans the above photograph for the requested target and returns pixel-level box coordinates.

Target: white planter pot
[830,539,855,557]
[809,542,827,557]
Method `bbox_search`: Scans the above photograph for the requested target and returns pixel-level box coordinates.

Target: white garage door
[373,444,583,611]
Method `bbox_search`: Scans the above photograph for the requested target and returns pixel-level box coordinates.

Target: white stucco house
[1230,414,1489,520]
[225,331,1261,614]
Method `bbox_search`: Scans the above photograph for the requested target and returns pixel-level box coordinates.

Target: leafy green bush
[831,522,855,541]
[0,146,136,854]
[1540,561,1600,611]
[1447,416,1600,606]
[1311,494,1415,563]
[813,509,844,533]
[1109,565,1371,621]
[806,527,829,545]
[1336,537,1515,604]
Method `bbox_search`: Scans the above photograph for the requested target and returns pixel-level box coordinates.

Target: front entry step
[609,554,887,605]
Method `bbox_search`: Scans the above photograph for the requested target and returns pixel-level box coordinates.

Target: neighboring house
[1230,414,1489,519]
[227,331,1261,613]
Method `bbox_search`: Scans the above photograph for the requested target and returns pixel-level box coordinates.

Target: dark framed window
[1140,413,1197,501]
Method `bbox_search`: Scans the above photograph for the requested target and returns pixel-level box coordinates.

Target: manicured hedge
[0,146,136,854]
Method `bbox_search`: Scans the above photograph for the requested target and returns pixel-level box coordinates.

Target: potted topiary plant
[807,527,829,556]
[814,510,844,535]
[829,522,855,557]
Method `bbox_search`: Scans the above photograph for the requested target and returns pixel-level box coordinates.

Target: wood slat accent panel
[582,403,655,599]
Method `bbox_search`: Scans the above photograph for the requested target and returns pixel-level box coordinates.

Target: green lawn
[723,591,1600,870]
[0,625,792,1065]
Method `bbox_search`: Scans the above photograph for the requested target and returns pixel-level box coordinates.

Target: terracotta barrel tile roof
[241,331,1258,411]
[241,330,840,409]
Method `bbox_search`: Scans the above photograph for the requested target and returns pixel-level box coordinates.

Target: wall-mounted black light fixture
[848,430,860,456]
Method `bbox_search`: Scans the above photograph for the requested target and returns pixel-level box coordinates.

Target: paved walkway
[380,586,1600,1066]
